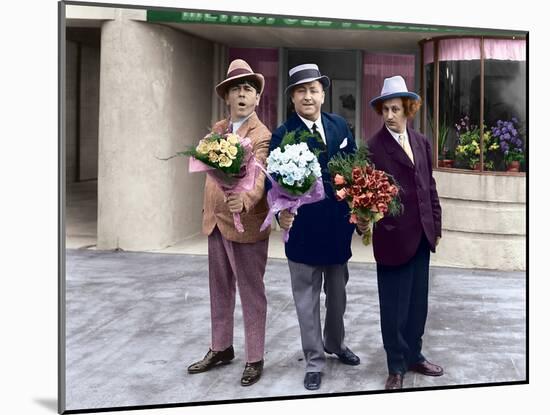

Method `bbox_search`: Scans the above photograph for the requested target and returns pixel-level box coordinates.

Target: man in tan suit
[187,59,271,386]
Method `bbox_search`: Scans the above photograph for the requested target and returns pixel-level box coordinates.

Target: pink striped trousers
[208,226,268,363]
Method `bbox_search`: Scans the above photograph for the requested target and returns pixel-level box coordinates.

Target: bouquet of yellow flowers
[184,131,245,175]
[160,129,258,232]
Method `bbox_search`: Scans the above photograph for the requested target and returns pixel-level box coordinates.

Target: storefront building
[63,4,527,270]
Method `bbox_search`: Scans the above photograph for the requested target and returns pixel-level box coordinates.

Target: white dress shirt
[231,112,254,133]
[297,114,326,144]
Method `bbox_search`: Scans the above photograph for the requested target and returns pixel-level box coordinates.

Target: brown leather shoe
[408,360,444,377]
[187,346,235,374]
[241,360,264,386]
[385,373,403,390]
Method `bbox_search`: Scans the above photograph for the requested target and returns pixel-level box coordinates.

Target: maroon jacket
[367,126,442,266]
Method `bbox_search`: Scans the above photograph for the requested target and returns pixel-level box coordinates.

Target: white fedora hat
[285,63,330,94]
[369,75,420,107]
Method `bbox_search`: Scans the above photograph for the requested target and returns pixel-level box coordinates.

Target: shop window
[438,59,482,170]
[422,38,526,173]
[483,59,526,172]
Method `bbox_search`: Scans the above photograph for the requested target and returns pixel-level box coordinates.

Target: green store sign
[146,10,523,35]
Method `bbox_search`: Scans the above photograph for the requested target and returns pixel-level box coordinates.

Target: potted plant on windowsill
[428,115,453,168]
[454,115,476,169]
[454,116,498,171]
[436,123,452,168]
[504,150,524,172]
[439,148,454,168]
[491,118,524,173]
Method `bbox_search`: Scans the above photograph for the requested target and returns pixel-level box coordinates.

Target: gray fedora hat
[285,63,330,94]
[369,75,420,107]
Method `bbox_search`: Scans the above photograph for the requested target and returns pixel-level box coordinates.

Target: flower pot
[506,160,520,172]
[472,162,481,171]
[438,159,454,168]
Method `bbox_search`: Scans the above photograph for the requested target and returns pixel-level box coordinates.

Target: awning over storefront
[147,10,523,35]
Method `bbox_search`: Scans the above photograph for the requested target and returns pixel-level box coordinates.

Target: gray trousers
[288,259,349,373]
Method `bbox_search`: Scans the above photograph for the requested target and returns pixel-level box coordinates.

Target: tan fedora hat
[215,59,265,99]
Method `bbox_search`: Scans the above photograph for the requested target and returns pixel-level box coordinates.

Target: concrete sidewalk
[63,249,526,412]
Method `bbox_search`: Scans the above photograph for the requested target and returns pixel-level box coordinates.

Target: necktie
[312,123,325,145]
[399,134,414,164]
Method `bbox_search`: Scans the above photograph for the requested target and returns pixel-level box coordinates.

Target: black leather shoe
[187,346,235,374]
[385,373,403,390]
[304,372,321,390]
[324,347,360,365]
[241,360,264,386]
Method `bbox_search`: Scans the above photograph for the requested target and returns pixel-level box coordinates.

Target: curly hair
[374,97,422,119]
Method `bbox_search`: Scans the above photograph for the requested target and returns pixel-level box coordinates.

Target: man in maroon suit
[358,75,443,390]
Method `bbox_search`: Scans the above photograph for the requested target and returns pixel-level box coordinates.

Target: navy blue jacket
[268,112,356,265]
[368,126,442,266]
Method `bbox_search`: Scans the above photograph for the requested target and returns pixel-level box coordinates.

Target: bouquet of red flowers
[159,129,258,233]
[328,146,402,245]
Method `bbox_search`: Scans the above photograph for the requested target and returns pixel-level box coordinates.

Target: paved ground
[63,249,526,412]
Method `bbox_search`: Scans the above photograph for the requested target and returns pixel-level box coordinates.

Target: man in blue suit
[269,64,360,391]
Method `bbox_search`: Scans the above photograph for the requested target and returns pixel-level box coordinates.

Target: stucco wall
[97,10,213,250]
[432,171,526,271]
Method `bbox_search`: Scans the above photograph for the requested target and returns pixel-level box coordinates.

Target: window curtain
[423,38,526,63]
[484,39,526,61]
[228,48,279,131]
[362,53,416,143]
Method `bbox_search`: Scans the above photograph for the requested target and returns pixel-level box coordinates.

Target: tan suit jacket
[202,112,271,243]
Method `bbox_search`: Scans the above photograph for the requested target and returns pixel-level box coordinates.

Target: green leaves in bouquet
[327,145,371,182]
[280,129,325,150]
[386,195,403,217]
[280,130,298,148]
[279,173,317,196]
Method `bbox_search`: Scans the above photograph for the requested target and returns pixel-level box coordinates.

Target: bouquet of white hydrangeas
[260,130,325,242]
[266,142,322,193]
